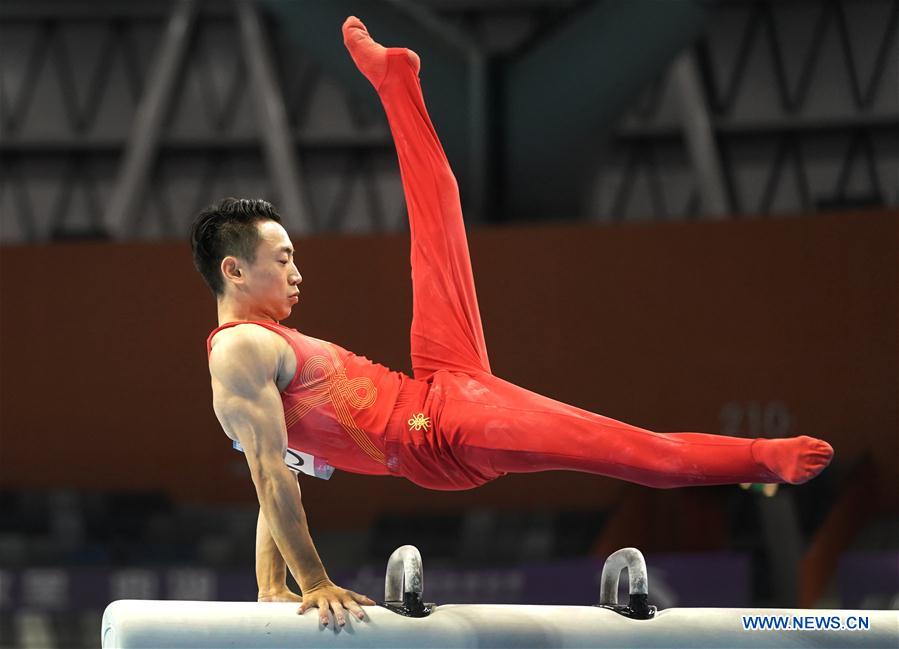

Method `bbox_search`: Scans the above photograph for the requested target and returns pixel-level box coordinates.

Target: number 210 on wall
[719,401,793,437]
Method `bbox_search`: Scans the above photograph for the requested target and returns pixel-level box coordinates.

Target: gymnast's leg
[343,17,833,490]
[343,16,491,381]
[438,375,834,488]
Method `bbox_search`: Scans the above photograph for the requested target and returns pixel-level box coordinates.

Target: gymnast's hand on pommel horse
[192,16,834,630]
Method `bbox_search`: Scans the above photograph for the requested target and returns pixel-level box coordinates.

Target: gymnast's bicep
[208,330,288,479]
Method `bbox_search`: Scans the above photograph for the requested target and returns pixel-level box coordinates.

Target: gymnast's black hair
[189,197,282,297]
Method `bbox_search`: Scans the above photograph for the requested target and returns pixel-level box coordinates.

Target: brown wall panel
[1,210,896,527]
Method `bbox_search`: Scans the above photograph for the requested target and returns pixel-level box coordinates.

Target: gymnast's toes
[342,15,365,33]
[792,436,834,484]
[751,435,834,485]
[342,15,420,86]
[342,16,386,85]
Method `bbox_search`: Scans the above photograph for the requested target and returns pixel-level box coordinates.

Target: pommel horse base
[101,546,899,648]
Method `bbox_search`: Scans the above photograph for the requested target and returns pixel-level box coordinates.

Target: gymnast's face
[221,220,302,321]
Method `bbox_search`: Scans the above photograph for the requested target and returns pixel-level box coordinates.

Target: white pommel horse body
[101,546,899,648]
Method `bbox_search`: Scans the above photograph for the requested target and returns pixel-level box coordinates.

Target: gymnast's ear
[221,255,244,284]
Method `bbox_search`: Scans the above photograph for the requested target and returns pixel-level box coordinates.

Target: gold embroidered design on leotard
[408,412,431,432]
[283,342,384,464]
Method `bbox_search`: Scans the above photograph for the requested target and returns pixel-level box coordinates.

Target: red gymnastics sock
[342,15,420,90]
[751,435,834,484]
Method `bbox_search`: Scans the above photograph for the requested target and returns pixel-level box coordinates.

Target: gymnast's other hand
[298,579,376,627]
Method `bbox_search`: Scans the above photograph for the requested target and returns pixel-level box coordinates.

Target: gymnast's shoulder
[207,323,284,387]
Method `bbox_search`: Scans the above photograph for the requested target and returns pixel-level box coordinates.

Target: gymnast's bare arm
[208,327,374,626]
[255,505,300,603]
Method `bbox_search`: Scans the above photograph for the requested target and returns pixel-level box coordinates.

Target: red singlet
[206,321,428,477]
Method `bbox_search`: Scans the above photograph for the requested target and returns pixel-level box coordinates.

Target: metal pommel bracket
[382,545,435,618]
[596,547,657,620]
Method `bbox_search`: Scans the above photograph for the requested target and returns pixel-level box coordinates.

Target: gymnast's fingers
[343,597,366,621]
[349,589,377,606]
[330,599,347,627]
[317,597,331,626]
[298,596,331,626]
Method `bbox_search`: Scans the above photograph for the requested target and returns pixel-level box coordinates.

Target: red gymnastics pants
[343,17,833,491]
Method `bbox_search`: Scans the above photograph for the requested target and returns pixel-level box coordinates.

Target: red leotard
[206,322,428,477]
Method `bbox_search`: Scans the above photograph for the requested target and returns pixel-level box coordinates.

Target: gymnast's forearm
[255,506,288,597]
[252,462,330,593]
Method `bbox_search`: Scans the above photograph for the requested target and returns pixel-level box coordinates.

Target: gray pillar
[236,0,311,234]
[103,0,197,239]
[671,50,730,219]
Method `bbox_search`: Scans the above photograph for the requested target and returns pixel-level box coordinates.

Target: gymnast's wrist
[256,572,287,599]
[257,586,280,599]
[298,573,333,594]
[256,585,299,602]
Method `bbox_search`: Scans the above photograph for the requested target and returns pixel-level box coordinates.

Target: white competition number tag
[232,440,335,480]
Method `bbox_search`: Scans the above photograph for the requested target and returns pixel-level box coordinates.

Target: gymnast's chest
[277,334,342,394]
[275,343,298,392]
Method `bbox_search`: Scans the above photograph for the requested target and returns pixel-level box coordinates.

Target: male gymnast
[189,17,833,629]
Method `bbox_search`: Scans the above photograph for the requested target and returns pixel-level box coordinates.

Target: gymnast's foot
[342,15,420,89]
[751,436,834,484]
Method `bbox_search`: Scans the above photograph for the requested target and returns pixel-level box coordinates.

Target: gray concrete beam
[671,50,730,218]
[236,0,311,234]
[103,0,197,239]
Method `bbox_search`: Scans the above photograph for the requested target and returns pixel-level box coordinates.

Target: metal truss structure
[0,0,407,242]
[0,0,896,242]
[597,0,898,222]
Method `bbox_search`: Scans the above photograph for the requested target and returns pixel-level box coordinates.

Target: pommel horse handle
[384,544,432,618]
[598,547,655,619]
